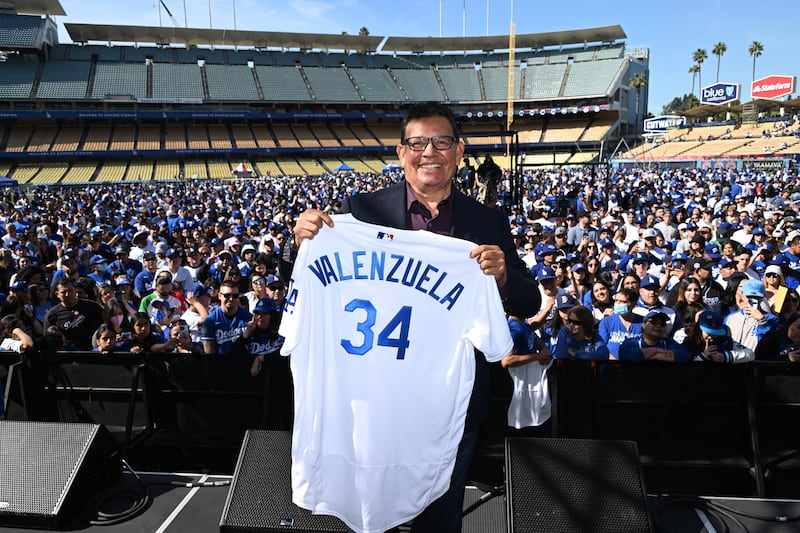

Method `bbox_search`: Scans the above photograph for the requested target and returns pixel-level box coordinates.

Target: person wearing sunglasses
[619,310,692,362]
[200,279,251,355]
[553,305,609,360]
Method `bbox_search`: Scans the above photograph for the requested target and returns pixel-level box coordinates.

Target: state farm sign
[751,75,795,100]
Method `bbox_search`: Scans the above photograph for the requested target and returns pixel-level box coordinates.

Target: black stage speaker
[505,437,653,533]
[220,430,347,532]
[0,421,120,530]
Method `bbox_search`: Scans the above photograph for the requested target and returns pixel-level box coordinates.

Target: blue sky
[55,0,799,115]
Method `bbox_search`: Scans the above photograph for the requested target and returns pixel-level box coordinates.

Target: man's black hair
[400,102,460,143]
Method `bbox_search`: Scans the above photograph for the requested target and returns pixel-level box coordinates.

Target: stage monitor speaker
[0,421,120,530]
[505,437,653,533]
[220,430,347,533]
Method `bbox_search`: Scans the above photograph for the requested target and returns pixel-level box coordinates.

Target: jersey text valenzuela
[307,250,465,310]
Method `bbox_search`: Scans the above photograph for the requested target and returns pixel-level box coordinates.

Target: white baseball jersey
[280,213,512,533]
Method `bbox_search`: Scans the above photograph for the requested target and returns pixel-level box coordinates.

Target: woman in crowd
[0,314,35,353]
[95,283,115,308]
[112,275,140,316]
[553,305,609,360]
[540,292,575,352]
[762,264,787,311]
[599,287,644,359]
[674,278,704,322]
[243,273,269,313]
[93,297,133,351]
[584,256,601,286]
[585,280,614,322]
[568,263,592,304]
[27,282,52,325]
[617,272,640,294]
[0,294,43,338]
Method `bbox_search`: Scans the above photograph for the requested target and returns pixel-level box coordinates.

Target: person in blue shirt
[201,279,252,354]
[599,288,643,359]
[553,305,609,360]
[619,310,692,363]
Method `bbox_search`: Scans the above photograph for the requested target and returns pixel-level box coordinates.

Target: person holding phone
[165,319,203,354]
[680,310,754,363]
[724,279,779,352]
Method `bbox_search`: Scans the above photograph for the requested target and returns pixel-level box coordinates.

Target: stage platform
[0,471,798,532]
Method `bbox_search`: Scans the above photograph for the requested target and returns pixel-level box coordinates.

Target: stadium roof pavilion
[64,23,626,54]
[0,0,66,16]
[681,98,800,118]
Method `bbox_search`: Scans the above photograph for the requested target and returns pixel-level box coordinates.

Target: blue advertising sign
[700,82,740,105]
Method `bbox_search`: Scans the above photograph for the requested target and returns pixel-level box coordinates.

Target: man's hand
[469,244,507,288]
[294,209,334,248]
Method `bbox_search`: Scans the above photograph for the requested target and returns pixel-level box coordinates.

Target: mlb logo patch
[376,232,394,241]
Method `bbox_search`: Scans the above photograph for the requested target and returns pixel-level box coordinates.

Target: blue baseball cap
[253,297,279,314]
[632,252,651,264]
[556,293,577,309]
[705,244,722,259]
[718,257,735,268]
[640,275,660,288]
[698,310,726,336]
[536,265,556,281]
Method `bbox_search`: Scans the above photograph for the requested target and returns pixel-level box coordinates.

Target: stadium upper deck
[0,1,645,184]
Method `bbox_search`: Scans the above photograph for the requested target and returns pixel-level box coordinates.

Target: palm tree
[748,41,764,83]
[712,42,727,82]
[693,48,708,91]
[629,72,648,133]
[689,64,700,96]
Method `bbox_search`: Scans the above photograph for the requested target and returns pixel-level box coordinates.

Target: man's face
[55,284,78,307]
[267,282,286,304]
[639,284,659,305]
[396,116,464,197]
[219,285,240,316]
[735,254,750,272]
[156,279,172,297]
[142,254,157,271]
[643,317,667,341]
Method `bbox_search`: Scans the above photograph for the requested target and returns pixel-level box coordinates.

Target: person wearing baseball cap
[619,310,691,362]
[235,296,291,428]
[725,279,779,352]
[633,274,679,335]
[666,257,725,313]
[682,310,754,363]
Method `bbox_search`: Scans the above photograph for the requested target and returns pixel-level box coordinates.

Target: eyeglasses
[765,273,779,278]
[268,285,285,291]
[219,293,240,299]
[252,278,266,285]
[401,135,457,151]
[567,318,582,326]
[647,320,668,327]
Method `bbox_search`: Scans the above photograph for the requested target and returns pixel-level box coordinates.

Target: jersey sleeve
[465,273,513,363]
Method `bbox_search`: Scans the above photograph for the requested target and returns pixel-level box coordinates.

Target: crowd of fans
[0,164,798,373]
